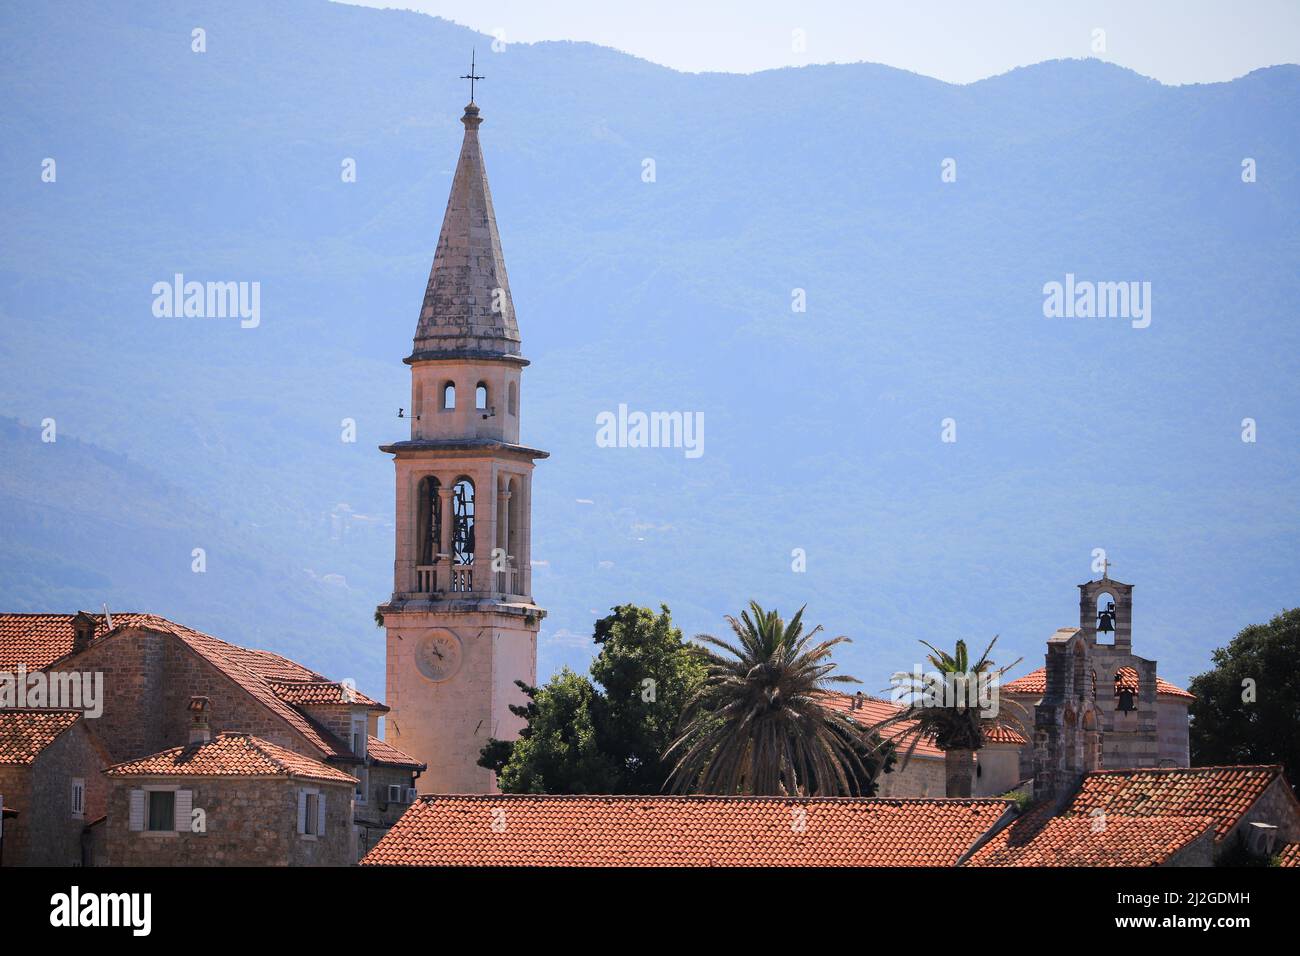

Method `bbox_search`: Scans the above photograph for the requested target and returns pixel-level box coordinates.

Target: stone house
[0,611,423,865]
[100,728,357,867]
[0,709,110,866]
[356,735,426,859]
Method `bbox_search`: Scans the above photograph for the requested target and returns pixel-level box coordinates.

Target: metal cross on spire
[461,48,484,103]
[1101,555,1114,579]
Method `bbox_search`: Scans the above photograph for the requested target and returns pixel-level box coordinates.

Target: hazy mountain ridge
[1,0,1297,696]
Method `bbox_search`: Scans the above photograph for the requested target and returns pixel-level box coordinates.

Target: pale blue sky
[340,0,1299,84]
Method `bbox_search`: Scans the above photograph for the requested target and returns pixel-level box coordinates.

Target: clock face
[415,630,463,682]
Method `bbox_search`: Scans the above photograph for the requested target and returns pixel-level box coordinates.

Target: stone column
[437,483,455,592]
[497,486,512,594]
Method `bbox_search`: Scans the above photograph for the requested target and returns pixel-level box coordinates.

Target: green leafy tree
[1189,608,1300,792]
[480,669,619,794]
[588,603,708,792]
[866,636,1022,797]
[664,602,883,796]
[479,604,706,793]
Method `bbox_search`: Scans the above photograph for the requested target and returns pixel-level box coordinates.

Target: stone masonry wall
[0,722,107,866]
[55,626,327,763]
[0,765,31,865]
[104,776,354,866]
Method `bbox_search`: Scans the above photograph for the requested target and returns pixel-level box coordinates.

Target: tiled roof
[1275,842,1300,867]
[361,794,1012,867]
[1064,765,1285,841]
[0,710,82,765]
[120,616,354,759]
[823,692,1027,754]
[821,693,943,759]
[269,680,385,710]
[981,724,1028,745]
[966,807,1215,867]
[103,733,357,784]
[19,612,387,761]
[1002,666,1194,700]
[367,735,425,770]
[0,613,154,670]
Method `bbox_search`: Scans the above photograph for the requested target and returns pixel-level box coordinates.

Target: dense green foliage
[478,604,707,793]
[1189,608,1300,792]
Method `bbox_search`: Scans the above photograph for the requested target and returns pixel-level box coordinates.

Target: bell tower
[378,94,546,794]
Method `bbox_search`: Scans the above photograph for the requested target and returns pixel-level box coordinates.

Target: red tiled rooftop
[0,613,154,671]
[13,612,386,760]
[981,724,1028,745]
[1064,765,1286,841]
[823,692,1026,754]
[361,794,1012,867]
[103,733,356,784]
[1275,842,1300,867]
[820,693,943,759]
[966,808,1215,867]
[268,680,385,710]
[1002,666,1194,701]
[0,709,82,765]
[367,735,426,770]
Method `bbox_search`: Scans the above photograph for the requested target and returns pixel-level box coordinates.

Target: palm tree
[663,602,878,796]
[867,636,1023,797]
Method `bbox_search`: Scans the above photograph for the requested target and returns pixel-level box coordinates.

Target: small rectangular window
[71,778,85,818]
[304,792,319,835]
[147,790,175,832]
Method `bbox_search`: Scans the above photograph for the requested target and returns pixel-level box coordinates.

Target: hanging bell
[1096,602,1116,633]
[1116,688,1136,712]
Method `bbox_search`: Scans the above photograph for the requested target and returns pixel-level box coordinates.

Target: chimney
[70,611,97,656]
[187,696,211,745]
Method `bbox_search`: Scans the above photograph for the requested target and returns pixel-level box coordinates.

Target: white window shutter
[297,789,307,834]
[174,789,193,833]
[317,792,327,836]
[129,789,145,832]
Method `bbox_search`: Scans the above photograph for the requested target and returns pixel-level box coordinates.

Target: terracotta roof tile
[1064,765,1284,841]
[0,613,154,671]
[361,794,1011,867]
[0,709,82,764]
[103,733,356,784]
[981,724,1028,745]
[1002,666,1194,700]
[269,680,385,710]
[1275,842,1300,867]
[823,692,1027,753]
[820,693,944,759]
[119,617,354,759]
[966,807,1215,867]
[367,735,425,770]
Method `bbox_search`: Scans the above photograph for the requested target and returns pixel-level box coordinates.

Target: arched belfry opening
[451,477,475,591]
[1079,575,1133,651]
[417,477,441,565]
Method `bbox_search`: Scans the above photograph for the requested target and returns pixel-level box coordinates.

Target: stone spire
[411,102,520,360]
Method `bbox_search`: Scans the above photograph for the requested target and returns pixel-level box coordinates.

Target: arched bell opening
[1094,591,1117,643]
